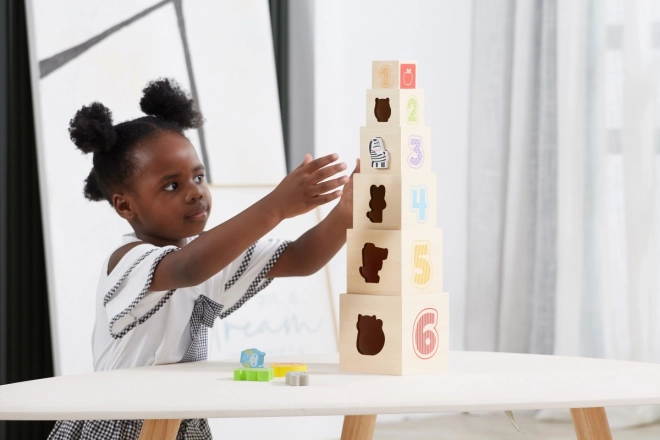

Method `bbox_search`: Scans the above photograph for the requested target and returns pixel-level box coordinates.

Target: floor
[372,412,660,439]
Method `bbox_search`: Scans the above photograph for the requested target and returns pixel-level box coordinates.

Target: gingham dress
[48,233,290,440]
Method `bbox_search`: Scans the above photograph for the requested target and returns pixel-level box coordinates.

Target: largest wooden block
[339,292,449,375]
[367,89,425,128]
[347,229,443,296]
[360,126,432,175]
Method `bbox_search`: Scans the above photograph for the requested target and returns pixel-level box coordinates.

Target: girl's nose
[185,183,203,203]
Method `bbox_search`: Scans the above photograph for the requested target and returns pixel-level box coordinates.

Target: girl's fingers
[310,189,343,207]
[293,153,313,172]
[312,175,349,196]
[302,153,340,175]
[308,161,347,184]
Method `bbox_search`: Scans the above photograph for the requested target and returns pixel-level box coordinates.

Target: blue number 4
[411,186,428,223]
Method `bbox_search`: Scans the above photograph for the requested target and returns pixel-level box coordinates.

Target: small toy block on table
[285,372,309,386]
[353,173,437,231]
[271,363,307,378]
[371,60,417,89]
[347,228,443,296]
[360,126,432,175]
[233,368,274,382]
[339,292,449,376]
[240,348,266,368]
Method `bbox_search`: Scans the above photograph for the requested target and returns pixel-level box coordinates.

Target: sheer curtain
[467,0,659,428]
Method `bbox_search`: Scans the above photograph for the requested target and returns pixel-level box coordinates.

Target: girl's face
[114,131,212,247]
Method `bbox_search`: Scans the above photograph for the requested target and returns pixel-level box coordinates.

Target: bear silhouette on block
[359,243,388,283]
[356,314,386,355]
[374,97,391,122]
[367,185,386,223]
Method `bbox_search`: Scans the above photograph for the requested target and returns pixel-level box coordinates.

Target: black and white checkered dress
[48,234,290,440]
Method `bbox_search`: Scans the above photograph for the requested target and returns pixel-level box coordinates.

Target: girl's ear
[112,193,135,220]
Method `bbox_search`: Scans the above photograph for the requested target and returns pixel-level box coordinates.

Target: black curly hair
[69,78,204,204]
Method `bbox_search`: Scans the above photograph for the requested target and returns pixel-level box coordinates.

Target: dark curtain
[268,0,290,171]
[0,0,55,438]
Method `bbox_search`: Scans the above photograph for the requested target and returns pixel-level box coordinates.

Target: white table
[2,352,660,439]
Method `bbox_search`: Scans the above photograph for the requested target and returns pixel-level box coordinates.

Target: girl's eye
[195,174,205,182]
[164,182,178,191]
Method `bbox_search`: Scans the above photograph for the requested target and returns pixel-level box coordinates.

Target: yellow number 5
[411,241,432,288]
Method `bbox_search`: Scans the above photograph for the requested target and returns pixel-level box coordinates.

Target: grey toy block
[285,372,309,386]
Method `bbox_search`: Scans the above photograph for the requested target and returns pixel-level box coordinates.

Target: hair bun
[69,102,117,154]
[139,78,203,129]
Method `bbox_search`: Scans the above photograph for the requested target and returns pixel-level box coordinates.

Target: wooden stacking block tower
[339,61,449,376]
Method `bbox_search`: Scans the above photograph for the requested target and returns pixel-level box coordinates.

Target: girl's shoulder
[106,241,149,276]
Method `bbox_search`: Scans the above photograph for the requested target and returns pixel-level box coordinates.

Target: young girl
[48,78,358,440]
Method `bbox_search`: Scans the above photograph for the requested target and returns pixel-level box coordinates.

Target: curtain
[467,0,659,428]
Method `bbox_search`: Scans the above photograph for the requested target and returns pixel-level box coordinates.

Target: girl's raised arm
[147,153,348,292]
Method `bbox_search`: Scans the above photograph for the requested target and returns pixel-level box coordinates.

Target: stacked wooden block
[339,61,449,376]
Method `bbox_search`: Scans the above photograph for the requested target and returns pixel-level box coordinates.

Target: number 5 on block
[412,241,432,289]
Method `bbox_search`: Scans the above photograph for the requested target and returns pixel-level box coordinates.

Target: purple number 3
[408,136,424,169]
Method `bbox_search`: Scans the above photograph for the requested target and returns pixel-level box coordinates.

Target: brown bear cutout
[374,98,391,122]
[359,243,388,283]
[367,185,386,223]
[356,314,385,356]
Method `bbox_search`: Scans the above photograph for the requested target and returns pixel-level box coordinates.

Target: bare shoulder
[107,242,146,275]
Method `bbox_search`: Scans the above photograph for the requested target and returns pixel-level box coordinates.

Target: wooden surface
[2,352,660,420]
[341,415,377,440]
[352,173,438,231]
[359,126,433,175]
[138,419,181,440]
[365,89,425,127]
[346,228,443,295]
[339,293,449,375]
[371,60,417,89]
[570,408,613,440]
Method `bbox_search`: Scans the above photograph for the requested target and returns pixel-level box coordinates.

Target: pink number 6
[412,308,438,359]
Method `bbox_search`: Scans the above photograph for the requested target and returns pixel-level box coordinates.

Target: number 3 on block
[411,241,432,288]
[413,308,439,359]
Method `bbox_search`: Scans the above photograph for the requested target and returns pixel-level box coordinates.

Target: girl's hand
[334,158,360,228]
[267,153,349,220]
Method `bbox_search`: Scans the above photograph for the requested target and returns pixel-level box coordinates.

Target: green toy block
[233,368,274,382]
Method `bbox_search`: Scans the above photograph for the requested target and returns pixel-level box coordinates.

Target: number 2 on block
[411,186,428,223]
[411,241,432,288]
[378,65,390,88]
[406,96,419,124]
[413,308,439,359]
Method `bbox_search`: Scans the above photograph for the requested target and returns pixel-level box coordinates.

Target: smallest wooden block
[285,372,310,386]
[233,368,274,382]
[272,363,307,378]
[372,60,417,89]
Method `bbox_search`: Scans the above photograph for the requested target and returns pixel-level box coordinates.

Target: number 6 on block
[411,241,432,288]
[413,308,439,359]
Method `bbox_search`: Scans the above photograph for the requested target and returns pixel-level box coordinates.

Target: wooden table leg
[570,408,613,440]
[138,419,181,440]
[341,415,377,440]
